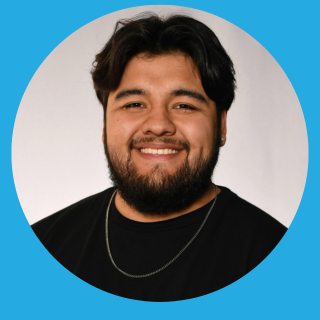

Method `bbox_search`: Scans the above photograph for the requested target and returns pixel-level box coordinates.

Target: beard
[104,131,221,216]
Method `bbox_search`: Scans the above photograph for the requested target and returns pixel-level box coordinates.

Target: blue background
[2,0,319,318]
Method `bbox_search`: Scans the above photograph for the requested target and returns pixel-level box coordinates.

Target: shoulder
[32,187,116,242]
[218,186,287,233]
[217,186,287,269]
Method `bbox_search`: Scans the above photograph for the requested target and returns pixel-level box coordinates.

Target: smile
[139,148,179,155]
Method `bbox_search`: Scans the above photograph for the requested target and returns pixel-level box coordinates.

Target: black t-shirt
[32,186,287,301]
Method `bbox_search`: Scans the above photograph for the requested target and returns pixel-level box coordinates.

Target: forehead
[116,53,204,93]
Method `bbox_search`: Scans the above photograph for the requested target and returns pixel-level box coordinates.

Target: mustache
[129,137,190,152]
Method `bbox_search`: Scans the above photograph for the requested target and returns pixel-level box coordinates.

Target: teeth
[140,148,179,155]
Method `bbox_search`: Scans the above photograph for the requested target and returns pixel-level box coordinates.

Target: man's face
[104,54,226,215]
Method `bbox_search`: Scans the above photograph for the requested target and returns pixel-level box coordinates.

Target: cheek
[106,113,139,148]
[106,116,120,141]
[180,118,215,154]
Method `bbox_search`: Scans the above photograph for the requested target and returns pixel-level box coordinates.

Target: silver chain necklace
[105,185,218,278]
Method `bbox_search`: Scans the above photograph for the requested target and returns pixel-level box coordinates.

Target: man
[32,13,287,301]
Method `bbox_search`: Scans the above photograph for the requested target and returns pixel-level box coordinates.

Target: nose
[141,107,176,136]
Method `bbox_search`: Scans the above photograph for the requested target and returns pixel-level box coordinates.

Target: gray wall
[12,5,308,226]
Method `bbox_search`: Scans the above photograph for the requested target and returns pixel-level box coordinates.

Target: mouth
[133,143,184,161]
[139,148,179,155]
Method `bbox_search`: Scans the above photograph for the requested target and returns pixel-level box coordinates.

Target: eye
[174,104,196,110]
[124,102,145,109]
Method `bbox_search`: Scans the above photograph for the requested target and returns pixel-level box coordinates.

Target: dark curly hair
[91,13,236,117]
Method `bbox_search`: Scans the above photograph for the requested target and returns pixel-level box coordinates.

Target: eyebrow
[114,88,209,104]
[114,88,148,101]
[170,89,208,104]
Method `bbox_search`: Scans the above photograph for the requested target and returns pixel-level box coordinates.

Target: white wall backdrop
[12,5,308,227]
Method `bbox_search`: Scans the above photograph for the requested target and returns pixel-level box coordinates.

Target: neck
[114,182,219,223]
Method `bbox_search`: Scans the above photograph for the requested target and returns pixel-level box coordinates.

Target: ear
[102,120,106,144]
[220,110,227,146]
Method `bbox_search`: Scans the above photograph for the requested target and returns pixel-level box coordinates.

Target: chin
[104,133,221,215]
